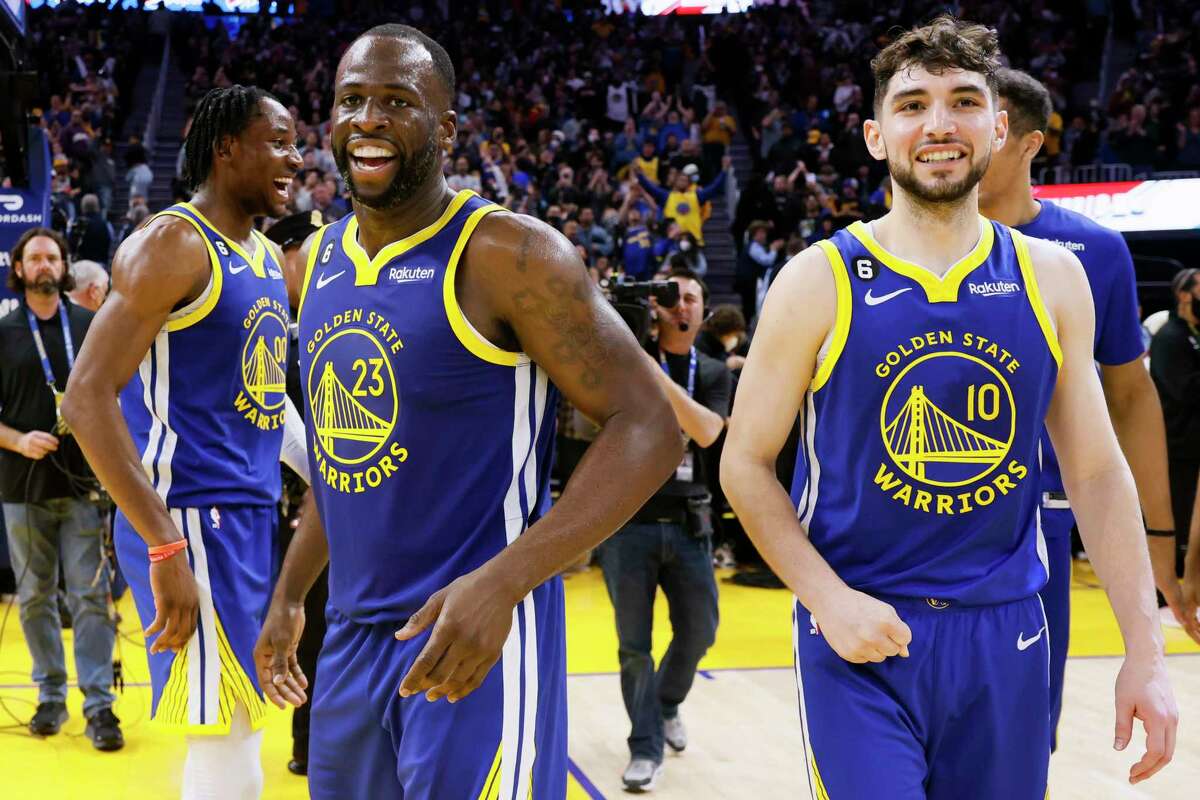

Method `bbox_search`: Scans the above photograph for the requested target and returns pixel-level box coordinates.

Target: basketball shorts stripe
[792,595,1051,800]
[308,576,568,800]
[114,504,274,733]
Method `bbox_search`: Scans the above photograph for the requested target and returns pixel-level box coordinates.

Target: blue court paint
[698,670,715,680]
[568,757,607,800]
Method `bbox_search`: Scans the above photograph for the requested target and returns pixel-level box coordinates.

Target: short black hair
[995,68,1053,137]
[666,266,709,308]
[357,24,456,101]
[182,85,275,192]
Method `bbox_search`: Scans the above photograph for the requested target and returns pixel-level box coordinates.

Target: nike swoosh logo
[1017,626,1046,651]
[228,262,250,275]
[864,287,913,306]
[316,270,346,289]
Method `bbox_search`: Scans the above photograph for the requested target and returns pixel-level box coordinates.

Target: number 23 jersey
[297,191,558,624]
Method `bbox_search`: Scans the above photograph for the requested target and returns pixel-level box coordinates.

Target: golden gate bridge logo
[241,312,288,410]
[306,329,398,465]
[879,352,1015,487]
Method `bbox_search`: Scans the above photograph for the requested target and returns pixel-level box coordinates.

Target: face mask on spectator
[679,239,693,252]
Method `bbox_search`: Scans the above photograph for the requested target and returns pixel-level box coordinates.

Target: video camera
[601,278,680,348]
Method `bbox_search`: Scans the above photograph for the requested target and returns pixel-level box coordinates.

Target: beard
[26,272,64,296]
[334,135,441,210]
[888,146,991,205]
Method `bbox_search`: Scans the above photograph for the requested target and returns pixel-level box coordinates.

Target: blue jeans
[3,499,114,716]
[596,521,719,763]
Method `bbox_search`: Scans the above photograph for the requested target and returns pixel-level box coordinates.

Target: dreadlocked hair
[182,85,274,192]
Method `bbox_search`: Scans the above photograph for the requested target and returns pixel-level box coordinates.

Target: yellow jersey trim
[157,210,225,333]
[443,204,526,367]
[475,743,503,800]
[147,609,267,735]
[811,240,852,393]
[251,229,284,276]
[344,189,475,286]
[179,202,267,278]
[811,753,832,799]
[847,217,995,304]
[296,224,329,327]
[1011,228,1063,368]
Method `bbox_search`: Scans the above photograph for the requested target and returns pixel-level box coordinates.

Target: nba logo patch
[210,507,221,529]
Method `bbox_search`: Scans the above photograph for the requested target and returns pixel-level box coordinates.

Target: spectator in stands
[446,156,482,193]
[700,101,737,174]
[674,232,707,278]
[67,260,109,312]
[577,207,615,263]
[125,147,153,207]
[697,304,748,374]
[87,138,117,217]
[1150,267,1200,582]
[1178,108,1200,170]
[635,157,730,246]
[69,195,113,268]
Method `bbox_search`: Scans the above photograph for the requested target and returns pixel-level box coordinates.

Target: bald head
[340,24,455,112]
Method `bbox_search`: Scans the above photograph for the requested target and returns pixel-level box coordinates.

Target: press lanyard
[659,347,697,399]
[26,302,75,389]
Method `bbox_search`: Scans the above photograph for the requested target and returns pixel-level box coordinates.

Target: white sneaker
[622,758,663,792]
[664,715,687,752]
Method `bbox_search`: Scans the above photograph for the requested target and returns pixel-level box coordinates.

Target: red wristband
[148,539,188,563]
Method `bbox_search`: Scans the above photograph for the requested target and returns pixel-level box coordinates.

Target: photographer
[596,268,731,792]
[0,228,120,750]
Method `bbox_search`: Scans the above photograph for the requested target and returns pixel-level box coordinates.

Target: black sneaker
[85,708,124,751]
[287,759,308,776]
[29,701,68,736]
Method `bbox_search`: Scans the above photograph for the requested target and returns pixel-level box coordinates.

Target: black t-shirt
[638,346,732,520]
[0,297,95,502]
[1149,314,1200,458]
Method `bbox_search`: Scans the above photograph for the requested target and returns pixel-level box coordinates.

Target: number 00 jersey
[119,203,290,508]
[793,219,1061,605]
[297,190,558,624]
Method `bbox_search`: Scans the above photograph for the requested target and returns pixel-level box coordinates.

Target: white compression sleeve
[181,703,264,800]
[280,394,310,485]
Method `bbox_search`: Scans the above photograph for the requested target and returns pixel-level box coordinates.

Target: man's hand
[1113,655,1178,784]
[16,431,59,460]
[254,600,309,709]
[395,565,518,704]
[144,555,200,655]
[811,587,912,664]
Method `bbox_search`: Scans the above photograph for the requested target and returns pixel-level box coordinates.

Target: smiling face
[865,65,1006,207]
[332,34,455,209]
[221,97,302,217]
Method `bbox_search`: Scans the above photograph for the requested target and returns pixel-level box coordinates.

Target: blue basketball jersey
[119,202,290,508]
[297,190,559,624]
[1016,200,1144,530]
[792,218,1061,605]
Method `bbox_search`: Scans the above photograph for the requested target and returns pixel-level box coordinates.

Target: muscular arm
[466,213,682,598]
[1037,240,1177,782]
[1100,359,1194,637]
[61,216,212,654]
[62,217,210,548]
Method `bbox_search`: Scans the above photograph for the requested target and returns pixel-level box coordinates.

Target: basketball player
[253,24,682,800]
[721,17,1178,798]
[978,67,1200,749]
[62,86,310,799]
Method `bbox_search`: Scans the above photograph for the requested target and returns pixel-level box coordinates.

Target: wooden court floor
[0,561,1196,799]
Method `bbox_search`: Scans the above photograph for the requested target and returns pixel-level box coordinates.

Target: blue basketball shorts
[115,504,273,733]
[792,594,1051,799]
[308,577,568,800]
[1039,507,1075,752]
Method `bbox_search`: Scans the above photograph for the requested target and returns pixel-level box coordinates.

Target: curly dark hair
[7,226,74,294]
[871,15,1001,114]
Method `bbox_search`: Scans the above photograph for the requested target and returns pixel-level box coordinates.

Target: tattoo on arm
[512,266,614,390]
